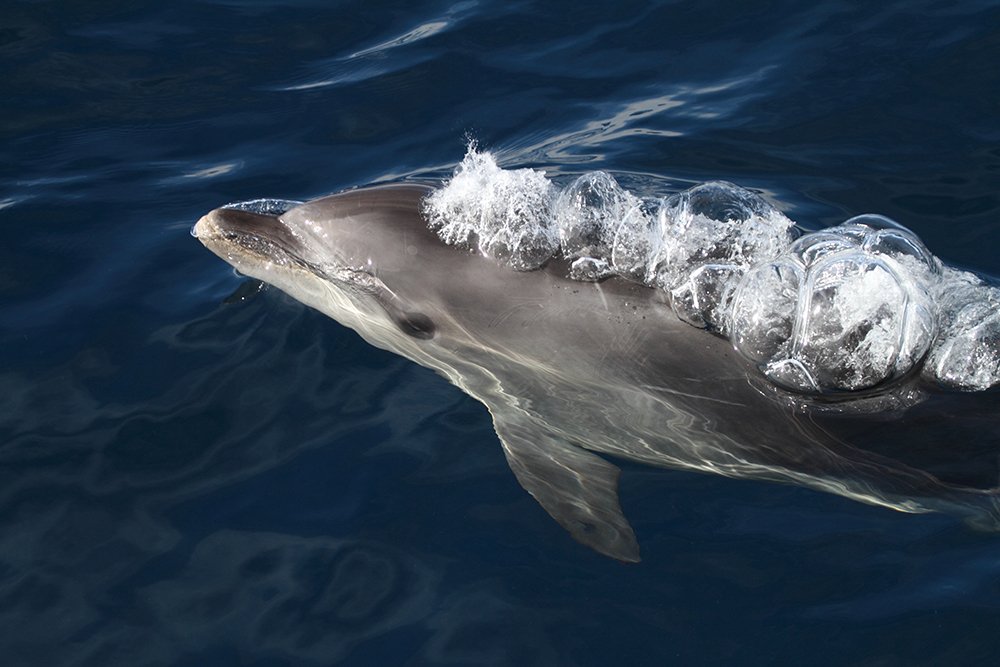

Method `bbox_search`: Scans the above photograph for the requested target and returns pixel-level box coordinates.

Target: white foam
[925,268,1000,391]
[423,148,1000,394]
[421,147,558,270]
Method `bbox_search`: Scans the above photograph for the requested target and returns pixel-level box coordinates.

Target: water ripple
[272,3,475,92]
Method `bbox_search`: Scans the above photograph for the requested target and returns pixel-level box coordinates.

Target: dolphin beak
[193,207,306,265]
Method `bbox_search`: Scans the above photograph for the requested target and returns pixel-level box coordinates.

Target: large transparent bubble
[730,215,939,393]
[552,172,639,259]
[552,172,657,282]
[650,181,796,331]
[924,269,1000,391]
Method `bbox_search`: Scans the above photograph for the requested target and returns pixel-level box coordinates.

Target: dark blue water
[4,1,1000,664]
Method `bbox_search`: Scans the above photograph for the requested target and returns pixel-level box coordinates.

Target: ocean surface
[4,1,1000,665]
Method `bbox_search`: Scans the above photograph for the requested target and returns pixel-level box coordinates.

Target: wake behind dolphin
[193,149,1000,561]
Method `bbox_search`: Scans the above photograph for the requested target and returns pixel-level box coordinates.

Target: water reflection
[142,531,440,663]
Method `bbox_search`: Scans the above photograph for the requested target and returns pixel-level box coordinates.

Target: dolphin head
[194,184,447,341]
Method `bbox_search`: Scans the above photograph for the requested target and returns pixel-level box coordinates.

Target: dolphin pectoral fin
[493,415,640,563]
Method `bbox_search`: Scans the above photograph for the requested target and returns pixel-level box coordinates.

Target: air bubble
[552,172,638,260]
[925,270,1000,390]
[730,260,803,364]
[651,181,795,332]
[731,221,937,393]
[569,257,613,282]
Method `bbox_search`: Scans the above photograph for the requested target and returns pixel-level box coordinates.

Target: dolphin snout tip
[191,210,222,241]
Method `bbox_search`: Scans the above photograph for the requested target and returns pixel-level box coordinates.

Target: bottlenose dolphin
[194,183,1000,561]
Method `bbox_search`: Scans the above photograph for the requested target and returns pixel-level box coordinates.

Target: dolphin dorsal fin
[494,414,640,562]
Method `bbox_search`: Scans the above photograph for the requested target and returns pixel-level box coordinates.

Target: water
[3,1,1000,664]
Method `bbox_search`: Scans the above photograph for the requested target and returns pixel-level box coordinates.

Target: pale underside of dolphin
[194,183,1000,562]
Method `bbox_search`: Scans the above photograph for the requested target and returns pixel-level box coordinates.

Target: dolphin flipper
[494,414,640,562]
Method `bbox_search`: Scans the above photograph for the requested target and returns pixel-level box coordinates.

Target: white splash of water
[422,148,558,270]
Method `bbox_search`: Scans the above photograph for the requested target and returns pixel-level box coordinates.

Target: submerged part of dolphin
[194,181,1000,561]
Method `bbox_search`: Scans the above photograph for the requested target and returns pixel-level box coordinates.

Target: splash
[422,147,1000,394]
[421,149,558,271]
[221,198,304,215]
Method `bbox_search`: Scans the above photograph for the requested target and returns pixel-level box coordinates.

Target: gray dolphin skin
[194,183,1000,562]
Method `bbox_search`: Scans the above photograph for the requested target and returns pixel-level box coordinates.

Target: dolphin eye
[391,310,436,340]
[337,267,436,340]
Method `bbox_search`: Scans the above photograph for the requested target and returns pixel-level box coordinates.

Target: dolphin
[194,183,1000,562]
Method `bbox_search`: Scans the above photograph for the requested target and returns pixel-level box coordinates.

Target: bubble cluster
[925,269,1000,391]
[423,147,1000,394]
[730,216,939,393]
[652,182,796,331]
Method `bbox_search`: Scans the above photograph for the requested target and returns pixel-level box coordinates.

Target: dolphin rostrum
[194,183,1000,561]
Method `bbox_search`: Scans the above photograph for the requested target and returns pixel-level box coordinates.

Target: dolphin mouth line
[197,211,395,305]
[220,228,384,300]
[220,227,323,276]
[196,207,321,275]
